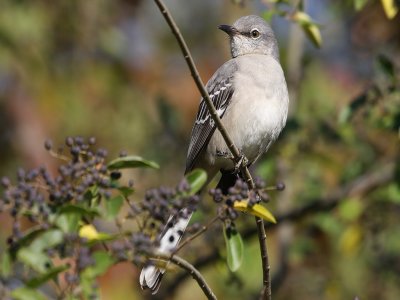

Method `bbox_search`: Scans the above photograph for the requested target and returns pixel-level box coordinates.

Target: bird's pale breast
[206,54,289,171]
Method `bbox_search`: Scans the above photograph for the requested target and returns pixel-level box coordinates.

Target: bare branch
[151,254,217,300]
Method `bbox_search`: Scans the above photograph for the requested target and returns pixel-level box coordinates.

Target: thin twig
[173,216,220,254]
[152,1,271,298]
[151,254,217,300]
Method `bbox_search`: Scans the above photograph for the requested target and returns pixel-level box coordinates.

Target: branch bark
[152,0,271,298]
[151,254,217,300]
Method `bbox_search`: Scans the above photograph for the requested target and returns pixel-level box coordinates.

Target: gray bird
[140,15,289,294]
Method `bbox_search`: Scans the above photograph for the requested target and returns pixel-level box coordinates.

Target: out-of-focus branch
[151,254,217,300]
[152,1,270,298]
[272,162,395,224]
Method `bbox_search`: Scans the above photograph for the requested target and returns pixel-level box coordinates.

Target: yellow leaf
[79,224,100,240]
[339,224,362,256]
[233,200,277,224]
[381,0,399,19]
[292,11,323,48]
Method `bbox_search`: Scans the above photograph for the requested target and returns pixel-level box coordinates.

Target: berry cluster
[210,177,284,223]
[0,137,117,246]
[127,178,201,255]
[0,136,207,299]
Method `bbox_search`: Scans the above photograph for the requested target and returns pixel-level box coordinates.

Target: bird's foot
[234,154,249,172]
[216,150,249,172]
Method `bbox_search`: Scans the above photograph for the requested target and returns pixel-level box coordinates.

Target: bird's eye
[250,29,260,39]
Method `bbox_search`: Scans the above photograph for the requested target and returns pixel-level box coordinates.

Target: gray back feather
[185,60,238,173]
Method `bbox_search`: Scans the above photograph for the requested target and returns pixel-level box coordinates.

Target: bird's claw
[234,154,248,172]
[216,150,248,172]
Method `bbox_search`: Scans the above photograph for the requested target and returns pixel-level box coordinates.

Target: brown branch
[152,0,271,298]
[273,162,395,225]
[151,254,217,300]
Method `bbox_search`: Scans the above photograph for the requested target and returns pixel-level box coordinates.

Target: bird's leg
[216,150,248,173]
[234,154,249,172]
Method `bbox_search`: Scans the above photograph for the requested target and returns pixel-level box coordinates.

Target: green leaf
[234,200,277,224]
[58,204,100,217]
[185,169,207,195]
[338,198,364,222]
[85,251,115,277]
[56,204,100,233]
[16,229,64,273]
[338,93,368,123]
[118,186,135,197]
[292,11,322,48]
[377,54,395,79]
[55,212,81,233]
[262,10,276,22]
[84,185,99,201]
[105,195,124,219]
[108,155,159,170]
[11,287,46,300]
[17,248,51,273]
[80,251,115,298]
[223,224,244,272]
[26,265,69,288]
[354,0,369,11]
[30,229,64,252]
[380,0,399,19]
[10,228,45,255]
[1,251,11,277]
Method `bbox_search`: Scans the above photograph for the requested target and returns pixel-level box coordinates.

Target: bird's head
[218,15,279,59]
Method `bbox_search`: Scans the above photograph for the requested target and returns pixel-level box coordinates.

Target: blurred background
[0,0,399,299]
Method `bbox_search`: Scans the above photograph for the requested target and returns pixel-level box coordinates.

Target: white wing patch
[195,82,232,125]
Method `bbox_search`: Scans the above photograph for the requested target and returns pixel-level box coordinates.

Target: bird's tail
[139,209,193,294]
[217,170,240,194]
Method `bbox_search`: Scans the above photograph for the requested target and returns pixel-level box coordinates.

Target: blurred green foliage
[0,0,399,299]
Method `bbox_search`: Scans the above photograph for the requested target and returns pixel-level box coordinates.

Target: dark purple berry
[74,136,84,146]
[65,136,74,147]
[276,182,285,191]
[17,168,25,181]
[44,139,53,151]
[1,177,11,188]
[110,172,121,180]
[71,146,80,156]
[88,137,96,145]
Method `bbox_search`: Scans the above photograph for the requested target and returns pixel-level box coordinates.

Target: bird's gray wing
[185,60,237,173]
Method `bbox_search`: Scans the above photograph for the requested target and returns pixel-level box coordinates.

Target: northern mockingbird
[140,15,289,293]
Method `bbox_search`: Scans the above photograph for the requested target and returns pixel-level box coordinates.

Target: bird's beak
[218,24,239,36]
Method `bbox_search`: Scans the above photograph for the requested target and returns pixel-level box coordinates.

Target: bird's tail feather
[217,171,240,195]
[139,209,193,294]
